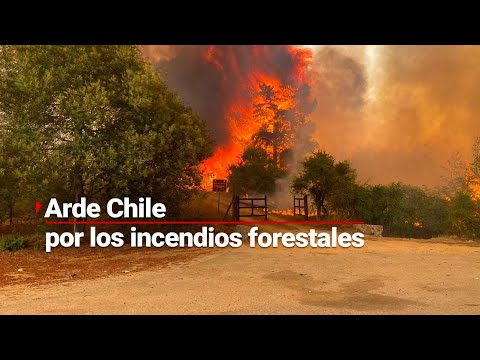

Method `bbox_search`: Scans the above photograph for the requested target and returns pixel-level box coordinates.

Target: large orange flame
[468,169,480,200]
[200,46,313,189]
[471,183,480,200]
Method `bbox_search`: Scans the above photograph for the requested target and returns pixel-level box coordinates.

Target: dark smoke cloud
[142,45,312,147]
[158,46,230,145]
[308,47,368,159]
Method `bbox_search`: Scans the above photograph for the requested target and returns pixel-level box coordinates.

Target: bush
[229,147,287,195]
[0,235,26,251]
[353,183,451,239]
[449,192,480,238]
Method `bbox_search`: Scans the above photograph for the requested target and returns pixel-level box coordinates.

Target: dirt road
[1,232,479,314]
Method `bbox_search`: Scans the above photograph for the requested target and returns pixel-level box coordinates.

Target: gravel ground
[0,230,479,314]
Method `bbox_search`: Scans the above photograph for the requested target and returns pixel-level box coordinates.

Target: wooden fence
[293,195,309,220]
[234,195,267,221]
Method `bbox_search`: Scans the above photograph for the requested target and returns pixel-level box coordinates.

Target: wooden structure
[234,195,267,221]
[293,195,309,220]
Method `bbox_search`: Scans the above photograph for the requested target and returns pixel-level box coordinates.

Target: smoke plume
[309,45,480,187]
[142,45,480,188]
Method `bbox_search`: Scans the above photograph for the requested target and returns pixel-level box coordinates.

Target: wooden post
[264,195,268,220]
[223,199,233,221]
[235,195,240,221]
[304,194,309,221]
[293,197,296,217]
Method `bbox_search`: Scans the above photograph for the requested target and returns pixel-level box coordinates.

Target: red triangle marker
[35,201,42,213]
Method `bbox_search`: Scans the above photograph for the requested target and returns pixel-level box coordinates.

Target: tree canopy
[0,45,213,219]
[290,150,473,238]
[291,150,356,217]
[228,147,286,196]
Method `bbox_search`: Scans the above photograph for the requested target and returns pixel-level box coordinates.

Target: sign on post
[213,179,227,214]
[212,179,227,192]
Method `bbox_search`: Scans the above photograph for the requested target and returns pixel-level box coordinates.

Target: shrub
[449,192,480,238]
[0,235,26,251]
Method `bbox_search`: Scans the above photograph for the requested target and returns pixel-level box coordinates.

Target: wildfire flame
[470,182,480,200]
[200,46,313,188]
[467,169,480,200]
[270,209,295,216]
[405,220,423,228]
[270,208,318,217]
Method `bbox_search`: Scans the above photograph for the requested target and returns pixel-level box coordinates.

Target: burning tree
[227,78,312,195]
[160,45,314,186]
[253,82,298,168]
[252,80,315,169]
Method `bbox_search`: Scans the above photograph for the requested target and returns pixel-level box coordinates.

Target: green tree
[0,134,25,223]
[449,191,480,238]
[228,147,286,196]
[0,108,40,223]
[0,45,212,219]
[291,150,356,217]
[351,184,375,223]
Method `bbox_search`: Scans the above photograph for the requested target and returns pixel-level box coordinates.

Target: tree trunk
[315,193,328,219]
[321,193,328,217]
[232,194,237,221]
[315,195,323,220]
[322,204,329,217]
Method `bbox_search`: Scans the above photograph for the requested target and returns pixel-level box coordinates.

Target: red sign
[213,179,227,192]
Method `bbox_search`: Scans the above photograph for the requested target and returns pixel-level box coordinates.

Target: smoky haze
[142,45,480,188]
[309,45,480,187]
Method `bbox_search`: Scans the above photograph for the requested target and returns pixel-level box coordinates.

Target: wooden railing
[234,195,267,221]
